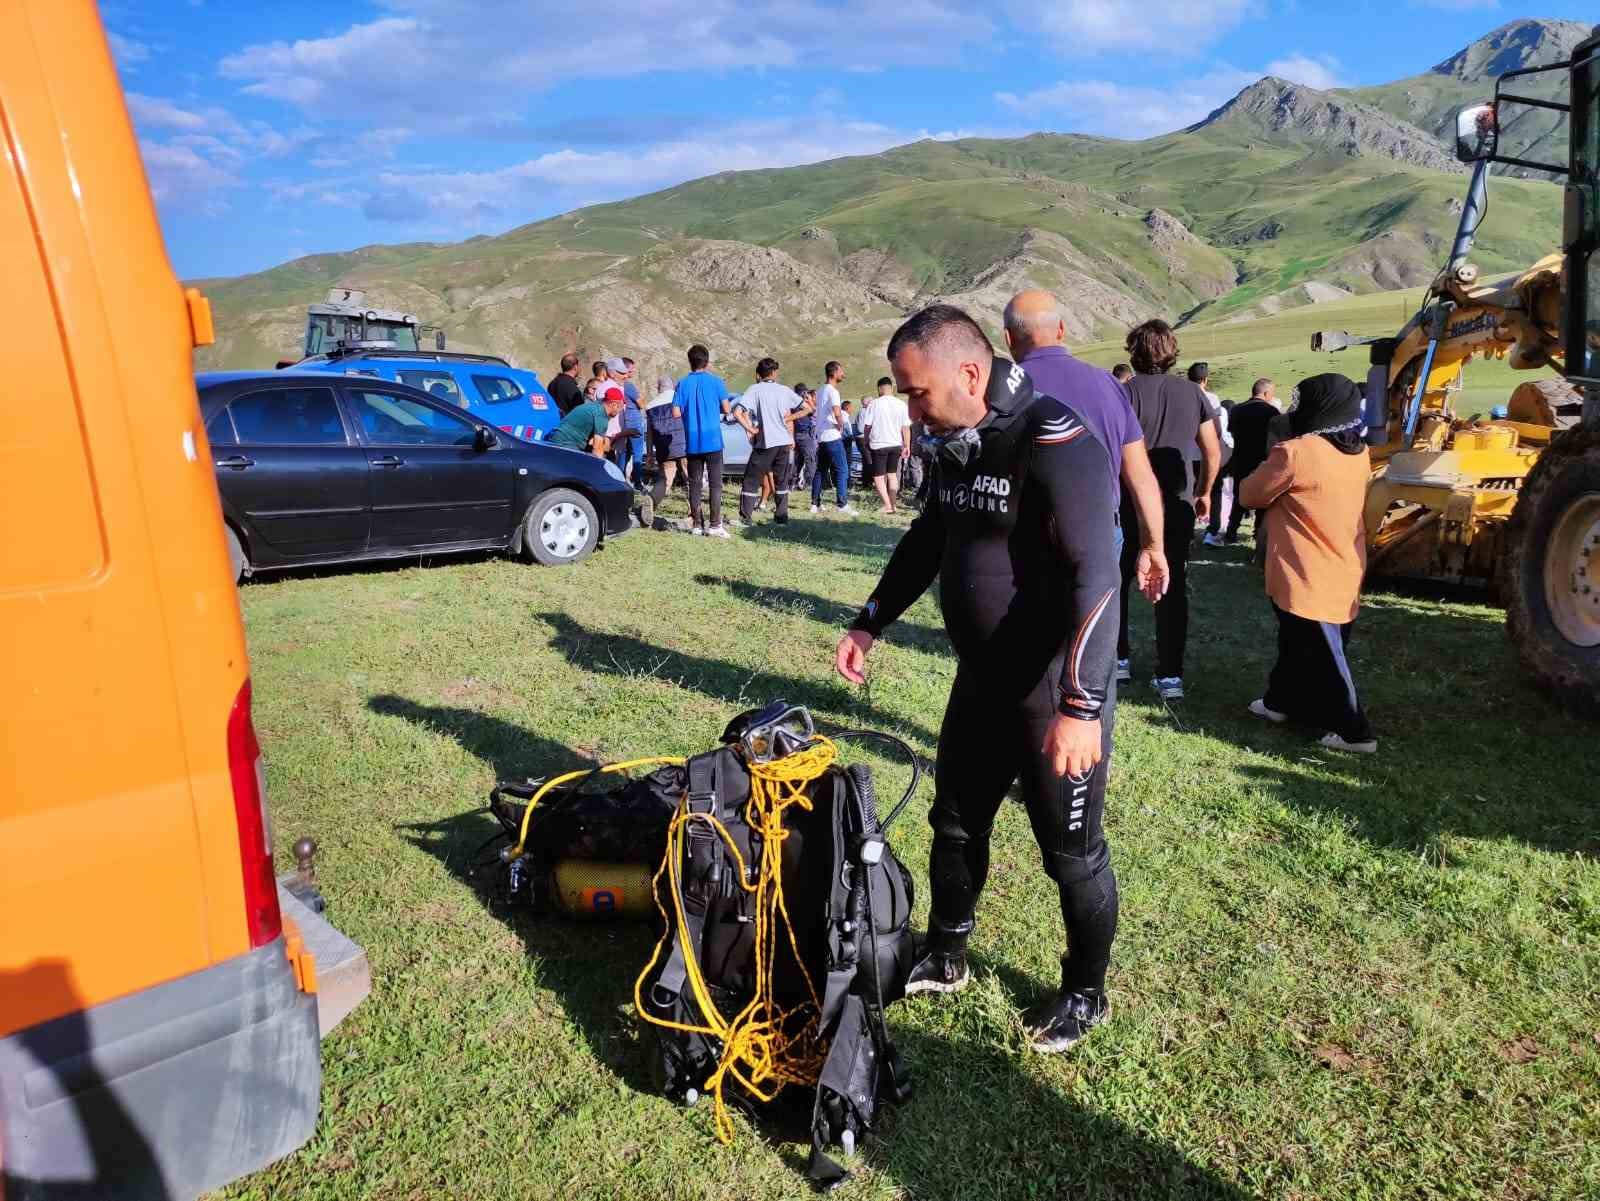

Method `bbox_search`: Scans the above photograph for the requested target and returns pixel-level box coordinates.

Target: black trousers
[740,445,793,521]
[1205,472,1228,534]
[1262,603,1374,742]
[1117,495,1192,679]
[685,451,724,529]
[929,666,1119,993]
[793,437,817,489]
[1226,494,1258,540]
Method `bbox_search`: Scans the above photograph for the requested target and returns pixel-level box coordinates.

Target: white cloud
[218,3,994,128]
[1263,53,1346,90]
[1009,0,1260,56]
[126,93,207,131]
[995,49,1349,138]
[285,117,947,232]
[107,31,150,69]
[997,67,1258,138]
[138,139,238,214]
[126,92,244,137]
[221,17,423,107]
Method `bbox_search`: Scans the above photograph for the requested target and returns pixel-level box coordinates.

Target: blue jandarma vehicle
[294,347,559,442]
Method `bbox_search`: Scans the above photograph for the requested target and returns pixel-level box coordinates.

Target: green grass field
[223,487,1598,1201]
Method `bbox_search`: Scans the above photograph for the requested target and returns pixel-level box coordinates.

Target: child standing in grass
[1238,373,1377,753]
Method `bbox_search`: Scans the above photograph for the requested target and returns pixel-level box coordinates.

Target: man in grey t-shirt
[735,356,812,523]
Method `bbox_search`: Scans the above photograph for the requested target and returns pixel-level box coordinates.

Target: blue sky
[106,1,1594,279]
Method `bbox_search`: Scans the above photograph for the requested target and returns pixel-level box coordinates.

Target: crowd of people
[537,293,1376,1058]
[828,296,1375,1059]
[542,289,1374,755]
[545,343,929,535]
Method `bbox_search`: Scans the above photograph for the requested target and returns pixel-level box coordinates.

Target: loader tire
[1501,428,1600,717]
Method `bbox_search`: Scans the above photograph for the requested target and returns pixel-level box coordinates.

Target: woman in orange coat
[1238,373,1377,753]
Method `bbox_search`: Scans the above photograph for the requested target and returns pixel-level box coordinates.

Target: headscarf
[1289,373,1365,455]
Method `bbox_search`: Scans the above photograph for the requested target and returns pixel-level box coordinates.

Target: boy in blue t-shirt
[672,344,733,536]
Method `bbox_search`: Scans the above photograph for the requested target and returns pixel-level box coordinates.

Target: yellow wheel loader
[1314,25,1600,714]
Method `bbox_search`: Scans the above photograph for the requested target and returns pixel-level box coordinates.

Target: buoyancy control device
[635,703,917,1188]
[482,702,920,1188]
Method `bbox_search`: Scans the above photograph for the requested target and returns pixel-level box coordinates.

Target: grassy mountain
[1348,18,1592,178]
[195,19,1580,386]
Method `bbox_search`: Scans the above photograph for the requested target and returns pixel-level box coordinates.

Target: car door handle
[215,454,255,469]
[371,455,406,467]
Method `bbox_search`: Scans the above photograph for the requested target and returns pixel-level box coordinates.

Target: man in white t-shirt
[861,376,912,514]
[1187,361,1235,544]
[808,359,853,514]
[733,355,811,523]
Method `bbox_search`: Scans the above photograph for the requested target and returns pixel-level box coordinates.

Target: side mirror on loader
[1455,101,1498,164]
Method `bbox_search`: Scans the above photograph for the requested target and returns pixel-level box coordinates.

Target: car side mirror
[474,426,499,451]
[1454,101,1497,163]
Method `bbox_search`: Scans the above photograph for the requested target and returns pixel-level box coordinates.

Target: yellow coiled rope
[634,736,839,1144]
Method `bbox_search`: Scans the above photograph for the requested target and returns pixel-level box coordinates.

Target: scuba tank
[549,860,654,918]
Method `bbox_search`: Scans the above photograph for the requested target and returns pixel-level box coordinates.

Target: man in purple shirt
[1004,290,1168,680]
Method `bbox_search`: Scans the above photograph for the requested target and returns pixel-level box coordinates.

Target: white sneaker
[1248,698,1287,723]
[1115,659,1132,684]
[1152,676,1184,701]
[690,526,705,536]
[705,525,732,540]
[837,504,855,515]
[810,504,821,513]
[1202,532,1225,547]
[1318,731,1377,754]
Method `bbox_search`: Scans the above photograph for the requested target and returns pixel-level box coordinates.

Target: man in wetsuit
[833,304,1124,1053]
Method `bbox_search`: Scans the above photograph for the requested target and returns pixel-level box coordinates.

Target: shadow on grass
[693,573,950,654]
[374,695,662,1085]
[535,611,939,745]
[379,696,1243,1197]
[367,695,599,781]
[395,805,663,1093]
[738,515,909,564]
[1232,756,1598,857]
[877,1023,1250,1201]
[240,547,502,586]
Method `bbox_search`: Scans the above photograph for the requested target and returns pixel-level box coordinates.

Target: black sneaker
[1022,988,1109,1053]
[904,948,970,996]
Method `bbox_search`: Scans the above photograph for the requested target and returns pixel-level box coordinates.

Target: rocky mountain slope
[196,19,1582,383]
[1190,77,1466,174]
[1349,18,1592,177]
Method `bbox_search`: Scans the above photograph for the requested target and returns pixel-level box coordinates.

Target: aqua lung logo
[942,475,1011,514]
[1006,363,1026,394]
[1066,772,1091,831]
[943,473,1011,514]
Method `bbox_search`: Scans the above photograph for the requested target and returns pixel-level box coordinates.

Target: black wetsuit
[850,359,1122,993]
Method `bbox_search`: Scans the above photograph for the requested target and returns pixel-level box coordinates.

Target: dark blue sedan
[198,371,634,578]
